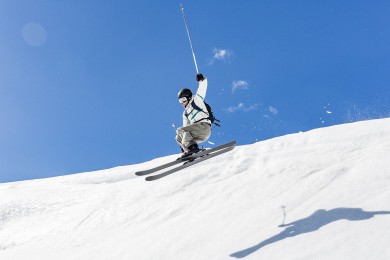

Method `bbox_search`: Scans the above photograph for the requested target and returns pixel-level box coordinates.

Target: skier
[134,5,236,181]
[176,73,211,158]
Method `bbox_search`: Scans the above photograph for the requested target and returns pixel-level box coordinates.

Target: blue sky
[1,1,389,183]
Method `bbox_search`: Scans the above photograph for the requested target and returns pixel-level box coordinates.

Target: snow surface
[1,118,390,260]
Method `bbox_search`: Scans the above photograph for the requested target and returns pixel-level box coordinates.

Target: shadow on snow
[230,207,390,258]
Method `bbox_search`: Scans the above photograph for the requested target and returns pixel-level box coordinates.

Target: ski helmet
[178,88,192,101]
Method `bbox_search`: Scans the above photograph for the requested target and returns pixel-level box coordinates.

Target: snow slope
[1,118,390,260]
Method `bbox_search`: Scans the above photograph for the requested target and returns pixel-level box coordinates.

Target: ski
[135,141,236,176]
[135,157,184,176]
[145,144,235,181]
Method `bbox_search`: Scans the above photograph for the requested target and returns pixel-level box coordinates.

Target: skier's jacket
[182,77,212,127]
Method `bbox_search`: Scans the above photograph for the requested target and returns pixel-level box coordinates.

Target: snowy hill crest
[1,118,390,259]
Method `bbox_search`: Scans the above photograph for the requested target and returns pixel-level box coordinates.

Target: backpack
[204,102,221,127]
[190,101,221,127]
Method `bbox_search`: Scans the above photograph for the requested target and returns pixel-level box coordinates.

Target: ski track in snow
[1,118,390,259]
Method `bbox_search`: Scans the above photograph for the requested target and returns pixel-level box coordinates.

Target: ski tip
[224,140,236,146]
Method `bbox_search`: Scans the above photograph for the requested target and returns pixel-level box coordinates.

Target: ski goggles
[178,97,188,104]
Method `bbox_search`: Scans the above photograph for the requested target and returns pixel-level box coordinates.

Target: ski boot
[179,143,201,160]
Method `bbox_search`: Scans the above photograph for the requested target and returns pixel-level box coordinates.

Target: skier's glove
[196,74,205,82]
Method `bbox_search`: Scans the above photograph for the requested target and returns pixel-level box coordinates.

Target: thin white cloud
[213,48,231,60]
[269,106,279,115]
[232,80,249,93]
[246,104,258,111]
[225,102,244,113]
[209,48,233,64]
[224,102,258,113]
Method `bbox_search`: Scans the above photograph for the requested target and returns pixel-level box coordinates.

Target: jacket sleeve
[182,111,190,126]
[195,77,208,101]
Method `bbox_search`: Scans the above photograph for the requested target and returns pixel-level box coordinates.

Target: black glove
[196,73,205,82]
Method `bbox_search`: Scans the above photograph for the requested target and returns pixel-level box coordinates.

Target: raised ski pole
[180,3,199,74]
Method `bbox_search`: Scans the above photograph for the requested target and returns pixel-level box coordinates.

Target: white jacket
[182,78,211,127]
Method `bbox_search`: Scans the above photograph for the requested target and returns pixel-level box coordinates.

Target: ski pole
[180,3,199,74]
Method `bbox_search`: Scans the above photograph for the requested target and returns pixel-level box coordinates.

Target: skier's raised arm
[195,74,207,101]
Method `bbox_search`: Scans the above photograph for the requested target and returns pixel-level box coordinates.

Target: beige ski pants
[176,122,211,152]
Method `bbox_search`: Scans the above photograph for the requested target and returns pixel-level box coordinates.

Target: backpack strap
[184,100,221,127]
[192,101,221,127]
[191,101,212,121]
